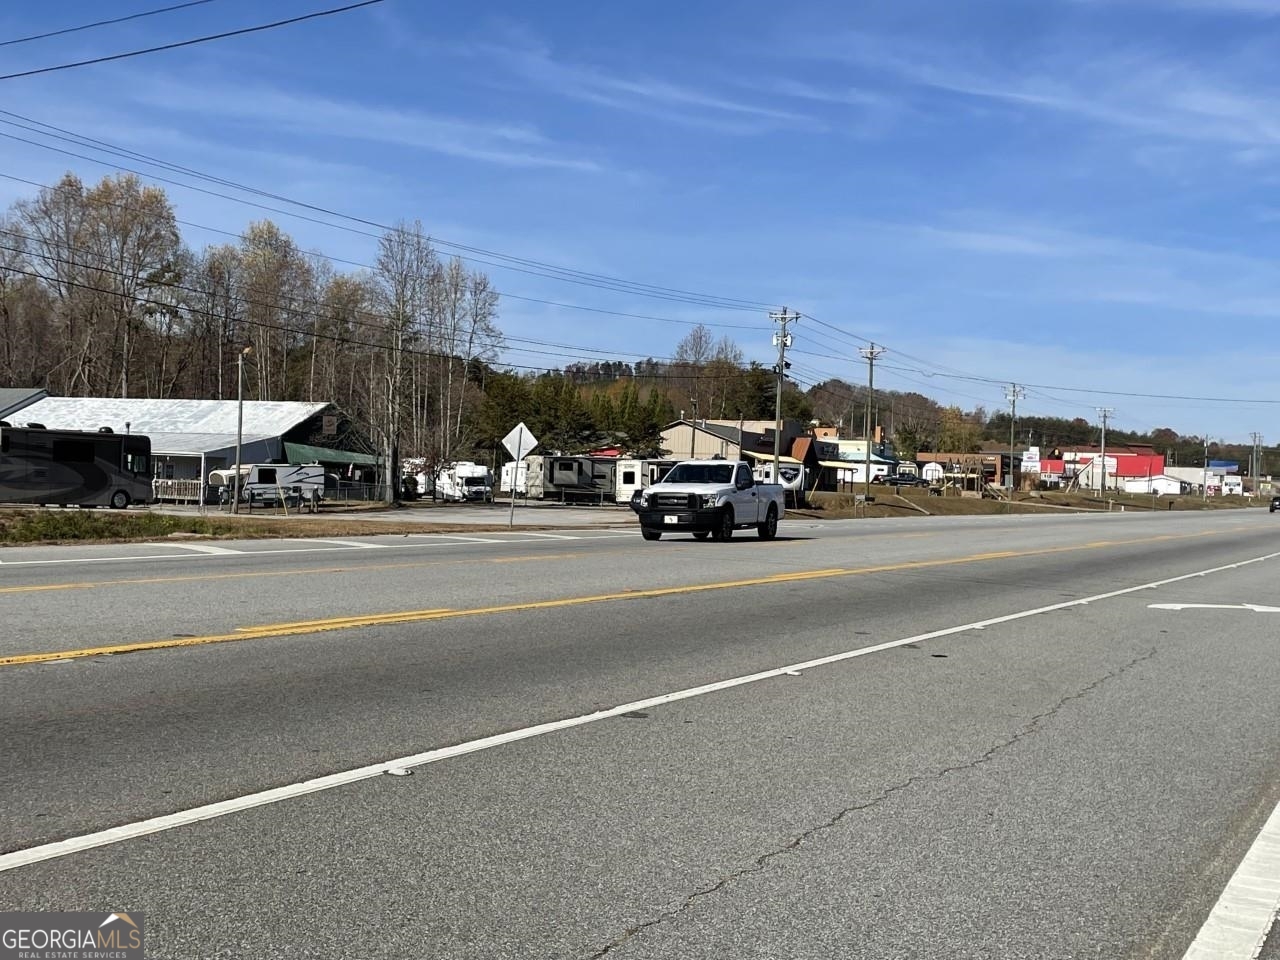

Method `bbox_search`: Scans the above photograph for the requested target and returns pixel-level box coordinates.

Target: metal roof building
[0,387,47,421]
[3,397,379,495]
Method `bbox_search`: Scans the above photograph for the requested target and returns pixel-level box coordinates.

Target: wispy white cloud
[1072,0,1280,14]
[797,31,1280,150]
[132,79,605,173]
[476,36,822,135]
[891,213,1280,321]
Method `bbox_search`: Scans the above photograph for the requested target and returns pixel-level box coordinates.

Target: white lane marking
[283,538,386,549]
[1182,797,1280,960]
[2,550,1276,874]
[521,533,580,540]
[429,534,507,543]
[0,533,635,567]
[149,543,242,555]
[1150,603,1280,613]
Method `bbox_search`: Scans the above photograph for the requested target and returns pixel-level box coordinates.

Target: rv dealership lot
[2,510,1279,958]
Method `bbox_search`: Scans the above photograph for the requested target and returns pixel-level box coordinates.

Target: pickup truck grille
[652,492,698,510]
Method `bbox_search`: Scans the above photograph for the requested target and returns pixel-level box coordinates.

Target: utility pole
[689,397,699,460]
[1096,407,1113,494]
[232,346,252,514]
[769,308,799,483]
[860,343,886,502]
[1004,384,1025,494]
[1202,435,1209,501]
[1251,431,1263,493]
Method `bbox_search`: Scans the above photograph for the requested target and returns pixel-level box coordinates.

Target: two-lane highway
[1,510,1278,958]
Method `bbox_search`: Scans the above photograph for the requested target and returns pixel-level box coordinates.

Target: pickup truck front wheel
[712,506,734,541]
[757,505,778,540]
[641,527,662,541]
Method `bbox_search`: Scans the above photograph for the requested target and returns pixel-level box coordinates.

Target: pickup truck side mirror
[736,476,754,490]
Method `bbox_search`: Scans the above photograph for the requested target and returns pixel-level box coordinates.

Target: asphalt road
[1,510,1278,959]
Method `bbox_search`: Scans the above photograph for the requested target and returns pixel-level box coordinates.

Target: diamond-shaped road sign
[502,422,537,461]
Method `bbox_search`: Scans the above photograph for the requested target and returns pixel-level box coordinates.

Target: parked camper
[524,455,617,502]
[435,462,493,502]
[751,462,805,496]
[208,463,324,506]
[500,459,528,496]
[614,459,675,505]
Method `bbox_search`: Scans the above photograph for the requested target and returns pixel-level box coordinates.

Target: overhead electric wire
[0,234,773,378]
[0,260,763,388]
[0,191,769,336]
[0,2,222,48]
[0,1,386,81]
[1,126,771,313]
[0,114,775,312]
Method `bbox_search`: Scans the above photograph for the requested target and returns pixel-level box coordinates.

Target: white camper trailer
[208,463,325,506]
[500,460,528,496]
[752,461,805,495]
[615,458,676,504]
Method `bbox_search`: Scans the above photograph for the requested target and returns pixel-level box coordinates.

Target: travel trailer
[500,459,528,496]
[751,461,806,497]
[208,463,325,506]
[524,455,618,502]
[614,458,676,505]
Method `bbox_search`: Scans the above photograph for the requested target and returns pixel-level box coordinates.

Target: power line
[0,1,221,48]
[0,174,771,334]
[0,1,386,81]
[0,115,775,311]
[0,235,778,380]
[0,207,762,345]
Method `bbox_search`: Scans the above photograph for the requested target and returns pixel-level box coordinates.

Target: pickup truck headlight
[701,493,719,509]
[638,493,649,508]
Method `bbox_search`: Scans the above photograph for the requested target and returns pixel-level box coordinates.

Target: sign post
[501,422,538,528]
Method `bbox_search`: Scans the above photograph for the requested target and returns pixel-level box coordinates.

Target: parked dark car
[1270,495,1279,513]
[874,473,930,487]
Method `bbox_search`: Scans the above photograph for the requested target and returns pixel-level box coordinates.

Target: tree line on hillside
[0,173,1261,474]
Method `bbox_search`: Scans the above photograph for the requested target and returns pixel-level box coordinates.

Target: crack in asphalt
[584,646,1159,959]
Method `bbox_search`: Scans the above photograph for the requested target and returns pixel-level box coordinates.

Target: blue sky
[2,0,1279,442]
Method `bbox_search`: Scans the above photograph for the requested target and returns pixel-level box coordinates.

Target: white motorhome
[208,463,324,506]
[435,461,493,502]
[614,458,675,505]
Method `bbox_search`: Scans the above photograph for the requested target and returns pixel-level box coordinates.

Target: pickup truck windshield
[663,463,735,484]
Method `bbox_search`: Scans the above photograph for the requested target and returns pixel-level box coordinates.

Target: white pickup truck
[631,459,785,541]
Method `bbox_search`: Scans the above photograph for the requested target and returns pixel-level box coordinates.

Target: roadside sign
[502,422,537,462]
[502,423,537,528]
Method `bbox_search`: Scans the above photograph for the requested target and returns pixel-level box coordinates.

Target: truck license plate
[664,515,678,524]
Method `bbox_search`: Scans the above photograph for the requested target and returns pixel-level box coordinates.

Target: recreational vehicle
[500,460,528,496]
[435,462,493,502]
[524,455,618,502]
[614,458,676,504]
[0,423,154,508]
[208,463,325,506]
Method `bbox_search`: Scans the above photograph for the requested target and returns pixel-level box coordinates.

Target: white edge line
[1181,798,1280,960]
[2,550,1278,874]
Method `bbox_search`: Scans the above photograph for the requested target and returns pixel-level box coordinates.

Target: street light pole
[232,346,251,515]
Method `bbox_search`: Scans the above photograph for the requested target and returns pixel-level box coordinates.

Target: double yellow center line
[0,528,1236,668]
